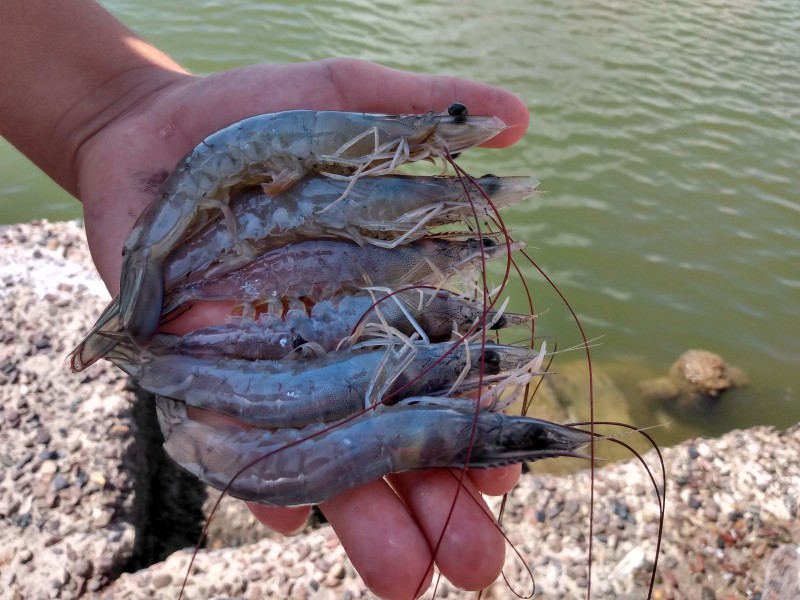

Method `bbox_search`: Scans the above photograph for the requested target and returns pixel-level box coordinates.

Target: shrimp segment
[120,111,506,346]
[155,396,592,507]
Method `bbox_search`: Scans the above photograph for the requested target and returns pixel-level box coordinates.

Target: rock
[639,349,748,412]
[151,572,172,589]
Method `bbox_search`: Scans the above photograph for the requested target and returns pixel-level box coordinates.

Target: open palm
[75,58,530,599]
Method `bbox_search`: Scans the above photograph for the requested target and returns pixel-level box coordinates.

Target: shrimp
[163,174,538,288]
[120,110,506,346]
[147,288,532,361]
[69,173,534,370]
[106,340,544,429]
[155,395,593,507]
[162,237,521,315]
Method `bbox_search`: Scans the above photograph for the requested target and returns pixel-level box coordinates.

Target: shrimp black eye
[489,315,507,330]
[482,350,502,374]
[477,173,501,196]
[482,238,497,248]
[447,102,468,117]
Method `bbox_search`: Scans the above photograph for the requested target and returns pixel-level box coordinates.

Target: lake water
[1,0,798,447]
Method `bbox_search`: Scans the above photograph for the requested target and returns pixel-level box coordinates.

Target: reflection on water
[1,0,798,446]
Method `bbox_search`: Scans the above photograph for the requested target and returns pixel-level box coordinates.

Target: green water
[1,0,798,445]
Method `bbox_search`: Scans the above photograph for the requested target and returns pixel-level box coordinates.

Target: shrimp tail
[68,296,124,372]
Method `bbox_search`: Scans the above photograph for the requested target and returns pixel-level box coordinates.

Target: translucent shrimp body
[162,237,521,314]
[120,111,506,345]
[164,174,538,288]
[107,341,544,429]
[155,396,592,507]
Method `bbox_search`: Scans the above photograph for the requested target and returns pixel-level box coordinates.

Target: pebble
[39,459,58,474]
[51,474,69,492]
[151,572,172,588]
[328,563,346,580]
[703,503,719,522]
[701,586,716,600]
[109,423,130,436]
[5,410,20,428]
[93,510,112,528]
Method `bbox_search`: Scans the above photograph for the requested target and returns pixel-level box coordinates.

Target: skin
[1,2,530,597]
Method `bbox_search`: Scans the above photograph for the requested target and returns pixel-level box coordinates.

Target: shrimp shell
[162,237,522,314]
[155,396,592,507]
[107,341,544,429]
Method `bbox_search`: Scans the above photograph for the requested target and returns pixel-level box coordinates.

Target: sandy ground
[0,220,797,600]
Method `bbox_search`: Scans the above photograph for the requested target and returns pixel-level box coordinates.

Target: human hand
[75,58,530,599]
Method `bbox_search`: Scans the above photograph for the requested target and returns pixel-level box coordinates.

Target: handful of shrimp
[70,105,592,507]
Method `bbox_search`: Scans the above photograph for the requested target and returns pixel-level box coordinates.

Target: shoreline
[0,220,797,599]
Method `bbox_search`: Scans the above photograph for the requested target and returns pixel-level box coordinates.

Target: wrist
[68,66,191,197]
[0,0,190,197]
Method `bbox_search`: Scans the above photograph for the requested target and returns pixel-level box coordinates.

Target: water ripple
[0,0,797,434]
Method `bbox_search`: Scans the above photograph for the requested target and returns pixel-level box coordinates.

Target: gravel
[0,220,797,600]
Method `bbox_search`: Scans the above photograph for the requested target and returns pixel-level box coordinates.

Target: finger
[158,300,238,335]
[320,480,434,600]
[216,59,529,148]
[469,464,521,497]
[246,503,311,536]
[388,469,505,591]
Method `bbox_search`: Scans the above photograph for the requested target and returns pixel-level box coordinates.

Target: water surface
[1,0,797,446]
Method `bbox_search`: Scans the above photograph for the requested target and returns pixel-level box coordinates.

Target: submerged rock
[639,349,748,411]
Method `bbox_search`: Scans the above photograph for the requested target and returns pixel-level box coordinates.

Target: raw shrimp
[162,237,521,314]
[66,100,667,599]
[70,172,534,370]
[106,340,544,429]
[155,396,593,507]
[148,288,532,361]
[164,174,538,288]
[120,110,506,345]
